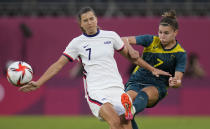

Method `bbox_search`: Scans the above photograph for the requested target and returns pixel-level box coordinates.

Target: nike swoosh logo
[83,45,88,48]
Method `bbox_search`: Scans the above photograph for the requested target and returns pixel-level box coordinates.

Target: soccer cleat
[121,93,135,120]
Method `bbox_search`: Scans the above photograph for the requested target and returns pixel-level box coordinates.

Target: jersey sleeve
[175,52,187,72]
[112,31,124,51]
[63,38,79,62]
[135,35,154,47]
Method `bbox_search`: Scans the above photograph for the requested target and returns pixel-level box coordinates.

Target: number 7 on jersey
[86,48,91,60]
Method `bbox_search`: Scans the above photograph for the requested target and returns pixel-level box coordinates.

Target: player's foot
[121,93,135,120]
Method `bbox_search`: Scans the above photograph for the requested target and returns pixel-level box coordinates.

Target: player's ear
[95,16,98,24]
[174,29,178,36]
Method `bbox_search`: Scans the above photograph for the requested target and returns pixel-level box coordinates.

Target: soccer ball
[7,61,33,87]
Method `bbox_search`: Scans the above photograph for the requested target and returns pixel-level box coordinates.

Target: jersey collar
[83,28,100,37]
[161,40,178,51]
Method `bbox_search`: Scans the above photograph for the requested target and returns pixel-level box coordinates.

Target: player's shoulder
[175,41,186,53]
[74,33,91,42]
[144,35,159,46]
[99,30,119,37]
[152,35,160,42]
[66,34,84,46]
[153,35,159,39]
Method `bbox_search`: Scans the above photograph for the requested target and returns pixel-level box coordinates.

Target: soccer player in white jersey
[19,7,171,129]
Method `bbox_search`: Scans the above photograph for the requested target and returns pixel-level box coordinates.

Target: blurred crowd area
[0,0,210,17]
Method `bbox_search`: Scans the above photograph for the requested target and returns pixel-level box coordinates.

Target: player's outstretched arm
[121,36,137,45]
[120,37,171,77]
[19,55,69,92]
[133,57,171,77]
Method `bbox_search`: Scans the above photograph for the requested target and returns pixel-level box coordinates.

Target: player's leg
[87,90,123,129]
[121,93,139,129]
[126,90,138,102]
[121,82,141,120]
[122,85,159,117]
[119,115,132,129]
[121,93,136,120]
[99,102,124,129]
[121,86,158,129]
[86,87,133,129]
[109,87,133,129]
[142,86,159,106]
[131,119,139,129]
[132,86,158,114]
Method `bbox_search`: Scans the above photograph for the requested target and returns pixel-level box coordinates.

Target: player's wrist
[174,80,181,88]
[151,67,157,74]
[169,79,181,88]
[34,81,42,88]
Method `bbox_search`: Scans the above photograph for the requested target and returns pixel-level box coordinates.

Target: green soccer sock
[133,91,148,115]
[131,119,139,129]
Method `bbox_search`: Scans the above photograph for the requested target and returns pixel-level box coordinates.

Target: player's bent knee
[147,98,158,106]
[142,86,159,105]
[126,90,138,102]
[142,86,158,98]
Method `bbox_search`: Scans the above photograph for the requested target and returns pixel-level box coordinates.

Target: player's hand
[152,68,171,77]
[169,77,181,88]
[19,81,40,92]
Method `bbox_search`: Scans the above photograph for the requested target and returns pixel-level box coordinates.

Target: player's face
[80,11,98,35]
[158,25,177,46]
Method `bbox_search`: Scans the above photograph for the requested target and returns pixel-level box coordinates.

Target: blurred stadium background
[0,0,210,129]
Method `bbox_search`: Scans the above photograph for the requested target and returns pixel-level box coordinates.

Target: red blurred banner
[0,17,210,115]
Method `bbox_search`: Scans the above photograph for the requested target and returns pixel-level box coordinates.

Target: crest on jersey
[104,41,111,44]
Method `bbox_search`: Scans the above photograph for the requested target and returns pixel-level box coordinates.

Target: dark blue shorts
[125,80,167,108]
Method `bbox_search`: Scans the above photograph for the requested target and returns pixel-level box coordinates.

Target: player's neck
[164,40,176,49]
[86,28,98,35]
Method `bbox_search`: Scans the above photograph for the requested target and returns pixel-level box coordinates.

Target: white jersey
[63,30,124,96]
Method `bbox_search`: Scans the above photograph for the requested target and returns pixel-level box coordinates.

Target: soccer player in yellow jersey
[121,10,187,129]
